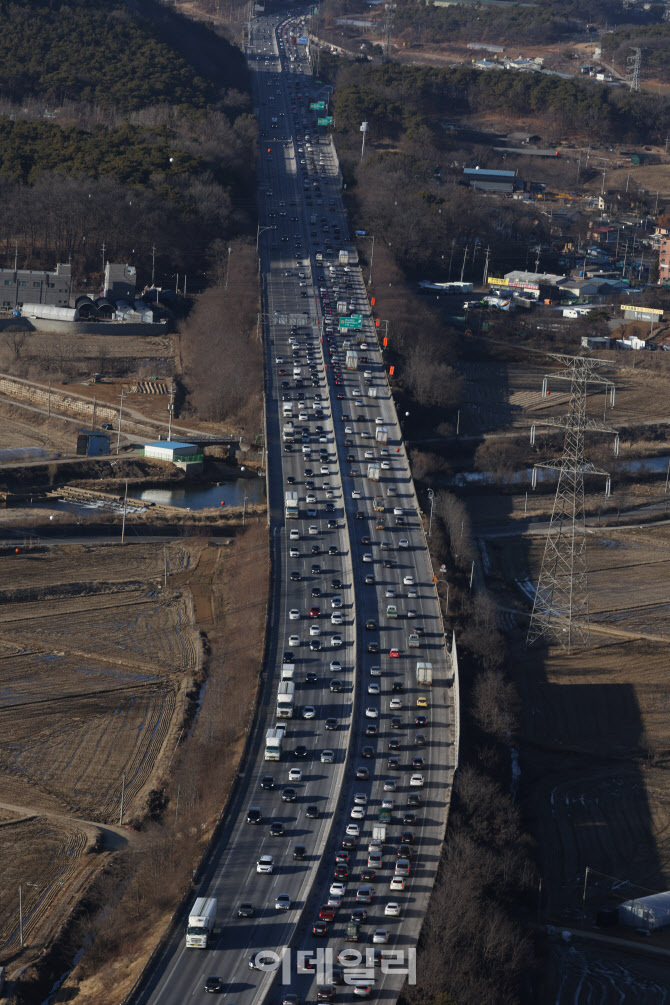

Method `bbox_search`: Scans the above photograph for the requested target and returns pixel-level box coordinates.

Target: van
[356,885,372,903]
[395,858,410,877]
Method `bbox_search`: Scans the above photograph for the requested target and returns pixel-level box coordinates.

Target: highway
[132,10,455,1004]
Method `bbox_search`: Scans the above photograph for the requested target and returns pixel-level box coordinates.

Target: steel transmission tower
[527,355,616,653]
[382,3,395,61]
[626,47,642,91]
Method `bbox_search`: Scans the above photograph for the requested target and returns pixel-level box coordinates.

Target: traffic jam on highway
[141,12,453,1005]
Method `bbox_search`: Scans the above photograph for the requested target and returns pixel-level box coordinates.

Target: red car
[310,606,320,618]
[319,906,336,921]
[389,648,400,658]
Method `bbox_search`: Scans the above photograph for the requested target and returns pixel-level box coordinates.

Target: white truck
[367,463,380,482]
[416,661,433,686]
[283,420,295,442]
[285,491,299,519]
[372,824,387,843]
[281,662,295,681]
[277,680,295,717]
[346,350,358,370]
[186,897,217,948]
[265,727,282,761]
[375,426,388,445]
[339,249,350,265]
[337,301,348,315]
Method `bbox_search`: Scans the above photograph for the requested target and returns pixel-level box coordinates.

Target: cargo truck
[368,387,378,398]
[285,491,299,519]
[345,921,360,942]
[283,421,295,442]
[346,350,358,370]
[375,426,388,445]
[337,301,348,315]
[408,632,420,648]
[339,250,350,265]
[386,605,398,619]
[281,662,295,681]
[367,463,380,482]
[372,824,387,843]
[186,897,217,948]
[378,808,391,824]
[416,662,433,686]
[277,680,295,717]
[265,728,282,761]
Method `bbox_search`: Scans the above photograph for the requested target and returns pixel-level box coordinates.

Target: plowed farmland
[0,540,203,962]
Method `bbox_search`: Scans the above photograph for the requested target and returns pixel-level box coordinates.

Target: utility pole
[19,885,23,949]
[448,238,456,281]
[534,247,541,273]
[119,769,126,825]
[101,242,106,284]
[121,480,128,544]
[116,389,124,454]
[243,494,248,526]
[48,380,51,418]
[459,245,468,283]
[164,543,168,588]
[92,395,96,428]
[168,387,174,441]
[482,246,490,286]
[14,241,18,272]
[601,162,607,196]
[360,120,369,162]
[427,488,434,537]
[225,246,232,290]
[151,243,156,287]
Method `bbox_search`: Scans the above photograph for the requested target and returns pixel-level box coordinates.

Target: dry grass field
[484,527,670,939]
[0,539,203,964]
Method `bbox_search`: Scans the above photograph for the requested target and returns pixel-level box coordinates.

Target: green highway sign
[339,316,363,329]
[310,101,326,110]
[318,116,333,126]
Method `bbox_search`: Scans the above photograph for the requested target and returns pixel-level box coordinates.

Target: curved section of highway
[130,11,456,1004]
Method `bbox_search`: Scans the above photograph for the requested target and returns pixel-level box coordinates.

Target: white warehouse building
[143,441,199,463]
[618,891,670,931]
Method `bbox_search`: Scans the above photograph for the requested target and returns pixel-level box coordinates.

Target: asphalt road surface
[132,12,455,1005]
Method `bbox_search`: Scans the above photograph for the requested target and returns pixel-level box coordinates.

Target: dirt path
[0,801,135,852]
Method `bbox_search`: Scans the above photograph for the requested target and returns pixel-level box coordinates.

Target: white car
[346,823,360,837]
[331,611,343,625]
[399,539,409,549]
[350,805,365,820]
[381,461,391,470]
[353,986,372,998]
[352,490,361,499]
[308,525,318,535]
[385,902,400,917]
[393,507,403,517]
[288,767,302,781]
[345,425,353,434]
[403,575,415,586]
[389,697,402,710]
[362,553,373,563]
[385,587,396,598]
[330,660,342,672]
[372,929,389,944]
[365,707,378,719]
[368,683,380,695]
[390,877,405,891]
[288,634,300,647]
[354,792,368,805]
[306,493,317,503]
[383,779,396,791]
[330,882,347,896]
[332,635,343,647]
[257,855,274,874]
[407,609,418,619]
[331,596,342,608]
[410,773,424,787]
[327,893,343,907]
[309,624,321,636]
[289,547,300,558]
[364,450,374,460]
[381,798,394,810]
[276,357,284,363]
[302,706,316,719]
[289,529,300,540]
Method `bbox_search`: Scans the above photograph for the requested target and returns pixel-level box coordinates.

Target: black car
[317,987,334,1003]
[390,716,403,729]
[391,681,404,693]
[283,651,294,662]
[360,869,376,882]
[282,787,297,802]
[388,755,400,769]
[368,642,380,654]
[365,724,378,737]
[283,996,301,1005]
[311,564,321,575]
[361,535,371,545]
[332,578,342,589]
[306,805,319,819]
[306,671,319,683]
[327,519,337,529]
[403,812,417,825]
[313,921,329,937]
[287,476,295,485]
[247,808,261,824]
[401,830,415,844]
[362,745,375,758]
[238,902,254,917]
[355,511,364,521]
[342,835,357,849]
[290,571,301,581]
[311,544,321,554]
[407,793,421,807]
[329,545,338,555]
[356,766,370,780]
[311,587,322,598]
[260,776,275,790]
[415,714,428,727]
[412,756,424,769]
[388,738,401,750]
[330,679,343,692]
[365,619,377,631]
[204,976,224,993]
[270,821,285,836]
[325,717,338,730]
[293,844,307,859]
[294,745,308,758]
